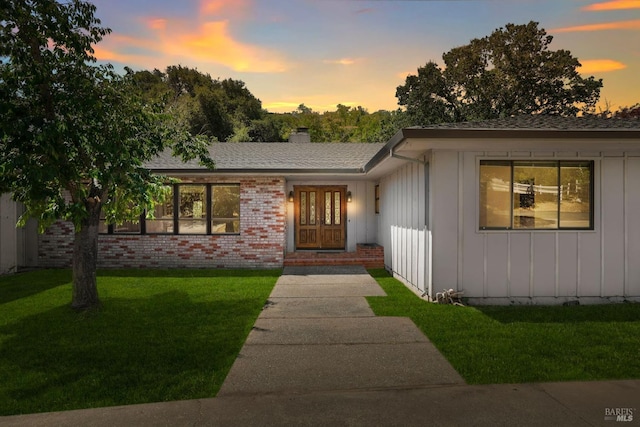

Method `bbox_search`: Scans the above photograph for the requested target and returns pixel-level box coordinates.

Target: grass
[0,269,279,416]
[367,269,640,385]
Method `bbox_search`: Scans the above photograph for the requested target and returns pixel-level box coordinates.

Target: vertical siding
[509,233,531,297]
[457,151,639,302]
[16,205,39,268]
[378,160,428,293]
[431,151,460,290]
[0,194,18,274]
[601,157,625,296]
[378,146,640,302]
[627,157,640,296]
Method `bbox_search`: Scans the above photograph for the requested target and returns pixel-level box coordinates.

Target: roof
[416,115,640,130]
[382,116,640,147]
[146,142,385,173]
[365,116,640,175]
[146,116,640,176]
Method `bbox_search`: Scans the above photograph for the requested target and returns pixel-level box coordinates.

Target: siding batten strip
[507,233,511,298]
[483,233,488,298]
[576,233,581,297]
[555,232,559,298]
[458,151,464,291]
[624,155,628,297]
[600,161,605,298]
[529,233,534,298]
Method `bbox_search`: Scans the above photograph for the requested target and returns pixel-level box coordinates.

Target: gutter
[147,168,365,175]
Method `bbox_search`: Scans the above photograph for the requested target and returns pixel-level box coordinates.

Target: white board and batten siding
[0,195,39,274]
[0,194,19,274]
[379,149,640,304]
[377,160,431,295]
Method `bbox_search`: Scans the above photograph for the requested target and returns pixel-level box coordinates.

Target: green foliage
[272,104,409,143]
[0,0,213,232]
[367,269,640,384]
[397,21,603,125]
[131,65,263,142]
[0,269,279,415]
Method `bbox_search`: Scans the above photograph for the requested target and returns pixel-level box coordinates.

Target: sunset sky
[90,0,640,114]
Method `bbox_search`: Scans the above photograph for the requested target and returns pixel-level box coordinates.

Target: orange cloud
[200,0,251,18]
[582,0,640,11]
[171,21,287,72]
[95,15,289,74]
[553,19,640,32]
[146,18,167,31]
[579,59,627,73]
[323,58,362,65]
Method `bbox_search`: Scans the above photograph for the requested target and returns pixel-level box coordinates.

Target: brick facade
[38,177,287,269]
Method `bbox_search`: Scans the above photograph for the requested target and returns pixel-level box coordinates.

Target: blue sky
[90,0,640,113]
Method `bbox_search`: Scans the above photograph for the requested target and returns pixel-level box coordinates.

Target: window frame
[100,183,241,235]
[479,160,594,231]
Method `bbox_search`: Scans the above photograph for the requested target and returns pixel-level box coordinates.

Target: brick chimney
[288,127,311,143]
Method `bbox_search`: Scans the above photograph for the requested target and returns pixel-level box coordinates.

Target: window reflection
[479,161,593,230]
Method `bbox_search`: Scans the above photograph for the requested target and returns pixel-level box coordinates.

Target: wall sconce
[346,191,352,203]
[288,191,294,202]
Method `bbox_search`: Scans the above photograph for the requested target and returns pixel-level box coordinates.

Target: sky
[90,0,640,114]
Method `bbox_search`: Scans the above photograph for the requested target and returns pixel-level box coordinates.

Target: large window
[479,161,593,230]
[101,183,240,235]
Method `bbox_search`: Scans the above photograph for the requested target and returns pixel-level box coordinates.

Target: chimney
[289,127,311,143]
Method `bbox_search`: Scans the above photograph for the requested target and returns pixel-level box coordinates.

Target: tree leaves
[0,0,214,231]
[397,21,603,125]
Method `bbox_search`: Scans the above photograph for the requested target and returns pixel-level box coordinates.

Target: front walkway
[217,265,463,395]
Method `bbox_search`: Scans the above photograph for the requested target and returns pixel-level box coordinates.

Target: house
[2,116,640,304]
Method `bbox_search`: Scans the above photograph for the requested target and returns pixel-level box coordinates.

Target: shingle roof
[415,115,640,130]
[145,142,386,172]
[147,117,640,174]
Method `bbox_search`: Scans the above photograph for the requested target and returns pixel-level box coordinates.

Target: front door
[295,186,346,250]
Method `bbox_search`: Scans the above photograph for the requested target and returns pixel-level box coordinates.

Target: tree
[0,0,212,310]
[133,66,264,142]
[613,103,640,119]
[397,21,603,125]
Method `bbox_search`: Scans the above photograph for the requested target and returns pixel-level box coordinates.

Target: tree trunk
[71,197,102,311]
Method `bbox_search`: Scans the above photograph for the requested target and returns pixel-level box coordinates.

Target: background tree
[613,103,640,119]
[133,66,263,142]
[397,21,603,125]
[0,0,212,310]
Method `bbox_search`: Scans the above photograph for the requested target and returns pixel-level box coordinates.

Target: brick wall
[38,177,287,269]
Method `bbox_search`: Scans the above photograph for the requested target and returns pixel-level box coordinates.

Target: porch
[284,243,384,269]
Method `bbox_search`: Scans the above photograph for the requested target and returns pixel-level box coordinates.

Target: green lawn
[0,269,279,416]
[367,269,640,385]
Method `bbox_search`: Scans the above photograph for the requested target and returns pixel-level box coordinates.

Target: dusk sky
[90,0,640,114]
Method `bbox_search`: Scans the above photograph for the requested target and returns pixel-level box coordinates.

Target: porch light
[346,191,352,203]
[288,191,294,202]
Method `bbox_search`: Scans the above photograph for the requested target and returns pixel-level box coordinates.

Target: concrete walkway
[217,265,464,396]
[2,266,639,426]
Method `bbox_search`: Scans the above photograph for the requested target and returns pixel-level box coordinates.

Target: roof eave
[148,168,366,175]
[363,127,640,173]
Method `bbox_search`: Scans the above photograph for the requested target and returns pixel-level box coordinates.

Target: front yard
[367,269,640,384]
[0,269,278,416]
[2,268,639,416]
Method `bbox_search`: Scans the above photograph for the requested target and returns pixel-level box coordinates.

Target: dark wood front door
[295,186,346,250]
